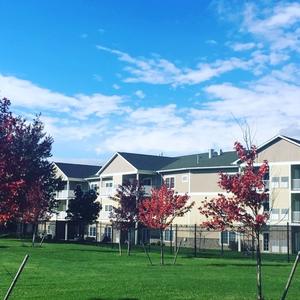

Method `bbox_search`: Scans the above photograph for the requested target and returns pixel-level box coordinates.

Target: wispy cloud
[97,45,251,86]
[134,90,145,99]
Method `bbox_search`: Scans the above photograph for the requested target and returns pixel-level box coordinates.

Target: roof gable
[55,162,101,179]
[118,152,176,171]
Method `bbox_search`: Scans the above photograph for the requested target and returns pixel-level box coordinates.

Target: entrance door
[55,221,66,240]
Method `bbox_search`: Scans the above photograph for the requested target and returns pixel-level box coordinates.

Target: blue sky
[1,1,300,165]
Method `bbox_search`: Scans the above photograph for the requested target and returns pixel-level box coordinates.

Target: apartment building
[41,162,101,240]
[45,135,300,254]
[95,135,300,254]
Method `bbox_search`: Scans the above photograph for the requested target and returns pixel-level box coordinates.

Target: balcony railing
[292,179,300,191]
[56,211,67,220]
[292,211,300,222]
[55,190,75,199]
[99,187,116,197]
[142,185,153,196]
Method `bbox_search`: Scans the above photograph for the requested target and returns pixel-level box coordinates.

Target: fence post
[170,224,173,254]
[252,228,255,260]
[194,224,197,257]
[221,231,224,256]
[175,224,178,253]
[111,226,114,249]
[287,222,290,263]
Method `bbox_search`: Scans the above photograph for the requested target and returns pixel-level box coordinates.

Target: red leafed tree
[139,185,194,265]
[110,180,144,256]
[0,98,61,245]
[199,142,269,300]
[0,98,26,223]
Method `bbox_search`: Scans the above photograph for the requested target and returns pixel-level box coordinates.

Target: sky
[1,0,300,165]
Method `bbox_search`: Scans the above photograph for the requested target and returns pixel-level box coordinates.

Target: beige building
[47,135,300,254]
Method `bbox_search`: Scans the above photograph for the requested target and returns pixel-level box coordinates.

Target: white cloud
[231,42,256,51]
[243,2,300,52]
[134,90,145,99]
[95,63,300,156]
[97,45,251,86]
[206,40,218,45]
[0,74,125,118]
[112,84,121,90]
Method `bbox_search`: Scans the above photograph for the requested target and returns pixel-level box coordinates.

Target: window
[88,225,96,237]
[280,177,289,188]
[142,178,152,186]
[165,177,175,189]
[271,208,280,220]
[164,229,173,241]
[271,177,280,188]
[263,194,270,212]
[263,233,269,251]
[220,231,236,245]
[182,174,188,183]
[57,200,66,212]
[105,181,113,188]
[104,226,112,239]
[90,183,98,191]
[105,205,113,212]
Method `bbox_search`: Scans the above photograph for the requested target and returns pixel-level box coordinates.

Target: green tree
[67,186,101,239]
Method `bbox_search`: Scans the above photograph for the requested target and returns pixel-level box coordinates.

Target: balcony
[55,190,75,199]
[292,179,300,191]
[56,211,67,220]
[142,185,153,196]
[99,187,117,197]
[292,211,300,222]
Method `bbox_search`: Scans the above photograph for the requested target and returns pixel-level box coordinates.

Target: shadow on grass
[69,248,119,254]
[88,298,138,300]
[202,262,287,267]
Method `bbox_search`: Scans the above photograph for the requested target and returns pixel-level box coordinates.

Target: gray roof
[118,152,177,171]
[159,151,238,171]
[55,162,101,179]
[282,135,300,145]
[117,150,238,172]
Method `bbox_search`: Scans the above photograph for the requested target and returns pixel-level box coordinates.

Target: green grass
[0,239,299,300]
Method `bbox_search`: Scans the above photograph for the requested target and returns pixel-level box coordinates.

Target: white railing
[99,187,116,197]
[142,185,153,196]
[292,211,300,222]
[55,190,75,199]
[56,211,67,220]
[292,179,300,191]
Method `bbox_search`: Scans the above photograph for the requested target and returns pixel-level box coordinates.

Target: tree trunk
[118,229,122,256]
[256,234,263,300]
[127,229,131,256]
[160,229,164,265]
[32,223,37,247]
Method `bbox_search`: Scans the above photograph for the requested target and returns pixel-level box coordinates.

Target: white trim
[188,171,191,194]
[118,153,139,172]
[97,153,118,175]
[163,175,176,189]
[97,152,138,175]
[233,135,300,165]
[158,165,238,173]
[53,163,68,180]
[100,171,138,177]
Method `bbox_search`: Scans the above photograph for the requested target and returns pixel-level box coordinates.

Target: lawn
[0,239,298,300]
